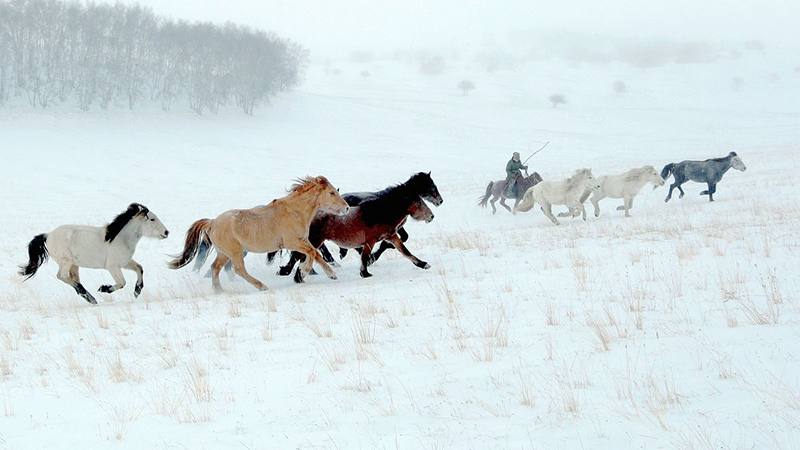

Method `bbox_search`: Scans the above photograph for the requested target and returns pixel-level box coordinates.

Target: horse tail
[477,182,494,207]
[19,234,49,280]
[168,218,211,270]
[515,189,536,213]
[661,163,675,181]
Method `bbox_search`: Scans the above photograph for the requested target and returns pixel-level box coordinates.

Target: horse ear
[427,172,431,176]
[729,151,737,157]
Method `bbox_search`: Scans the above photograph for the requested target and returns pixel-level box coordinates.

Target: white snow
[0,53,798,449]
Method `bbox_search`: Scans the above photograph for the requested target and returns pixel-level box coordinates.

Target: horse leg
[489,196,498,214]
[591,192,603,217]
[621,195,633,217]
[291,240,336,283]
[359,242,375,278]
[318,243,339,267]
[542,203,560,225]
[278,251,303,276]
[368,241,395,266]
[60,264,96,304]
[708,183,716,202]
[266,251,278,265]
[99,267,126,294]
[339,247,349,259]
[123,260,144,298]
[229,253,267,291]
[398,228,409,242]
[499,197,512,214]
[210,254,230,293]
[677,183,685,198]
[666,183,676,202]
[387,235,430,270]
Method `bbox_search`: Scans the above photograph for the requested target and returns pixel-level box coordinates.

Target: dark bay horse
[278,174,440,280]
[662,152,746,202]
[278,197,434,280]
[478,172,543,214]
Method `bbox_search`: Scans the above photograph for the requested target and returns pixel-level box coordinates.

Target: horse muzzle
[161,230,170,239]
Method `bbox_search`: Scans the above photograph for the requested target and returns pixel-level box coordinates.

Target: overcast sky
[118,0,800,58]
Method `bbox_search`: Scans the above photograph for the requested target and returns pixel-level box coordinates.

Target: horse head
[643,165,666,188]
[409,172,443,206]
[409,198,434,223]
[730,154,747,172]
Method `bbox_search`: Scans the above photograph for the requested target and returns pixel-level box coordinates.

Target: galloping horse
[19,203,169,304]
[559,165,665,219]
[515,169,601,225]
[168,176,349,291]
[278,196,434,279]
[662,152,746,202]
[478,172,543,214]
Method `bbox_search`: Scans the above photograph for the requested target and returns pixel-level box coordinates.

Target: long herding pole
[523,141,549,165]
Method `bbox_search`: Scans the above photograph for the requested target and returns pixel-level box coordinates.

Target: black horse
[662,152,746,202]
[278,172,443,280]
[193,172,443,276]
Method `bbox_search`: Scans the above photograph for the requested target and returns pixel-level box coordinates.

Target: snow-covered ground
[0,52,799,449]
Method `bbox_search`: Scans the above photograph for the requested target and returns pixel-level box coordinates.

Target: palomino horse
[19,203,169,304]
[514,169,601,225]
[559,165,665,219]
[477,172,543,214]
[168,176,349,291]
[278,196,434,279]
[662,152,746,202]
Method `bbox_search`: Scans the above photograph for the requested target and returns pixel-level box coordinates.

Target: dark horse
[193,172,443,276]
[477,172,543,214]
[662,152,746,202]
[278,195,434,280]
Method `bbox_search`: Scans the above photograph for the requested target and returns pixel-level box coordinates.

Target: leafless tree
[549,93,567,108]
[612,81,627,97]
[457,79,475,95]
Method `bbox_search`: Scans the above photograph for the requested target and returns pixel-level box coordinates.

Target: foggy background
[117,0,800,59]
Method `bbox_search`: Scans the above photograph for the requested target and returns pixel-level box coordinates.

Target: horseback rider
[505,152,528,197]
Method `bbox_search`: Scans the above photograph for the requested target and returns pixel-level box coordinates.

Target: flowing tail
[515,189,536,212]
[19,234,49,280]
[169,219,212,269]
[477,182,494,207]
[661,163,675,181]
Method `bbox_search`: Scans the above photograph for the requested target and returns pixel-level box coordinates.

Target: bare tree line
[0,0,308,114]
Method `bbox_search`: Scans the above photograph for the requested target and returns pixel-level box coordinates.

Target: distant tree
[419,56,445,75]
[457,79,475,95]
[360,70,370,77]
[549,93,567,108]
[612,81,627,97]
[732,77,744,91]
[768,73,780,83]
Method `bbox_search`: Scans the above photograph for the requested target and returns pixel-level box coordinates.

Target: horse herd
[18,153,746,305]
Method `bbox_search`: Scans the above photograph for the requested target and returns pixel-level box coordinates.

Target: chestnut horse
[278,197,433,280]
[168,176,349,291]
[278,181,437,280]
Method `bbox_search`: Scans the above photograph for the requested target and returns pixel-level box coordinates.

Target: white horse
[514,168,601,225]
[19,203,169,304]
[559,165,665,219]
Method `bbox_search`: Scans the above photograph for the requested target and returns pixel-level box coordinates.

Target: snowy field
[0,54,799,449]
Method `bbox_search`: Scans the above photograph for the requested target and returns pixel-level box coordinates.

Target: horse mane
[105,203,149,242]
[565,169,589,189]
[289,176,329,194]
[359,174,426,226]
[704,152,737,163]
[623,166,653,182]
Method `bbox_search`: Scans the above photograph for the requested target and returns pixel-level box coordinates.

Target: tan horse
[169,176,349,292]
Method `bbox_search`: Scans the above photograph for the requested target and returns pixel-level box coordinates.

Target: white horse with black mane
[19,203,169,304]
[559,165,665,219]
[514,168,601,225]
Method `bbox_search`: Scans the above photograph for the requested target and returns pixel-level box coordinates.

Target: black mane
[105,203,149,242]
[704,152,737,163]
[358,173,430,227]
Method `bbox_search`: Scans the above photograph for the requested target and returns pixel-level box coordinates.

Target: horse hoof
[134,283,143,298]
[309,268,318,276]
[99,285,113,293]
[293,269,305,284]
[83,294,97,305]
[277,268,292,277]
[360,271,372,279]
[327,273,338,280]
[420,263,431,270]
